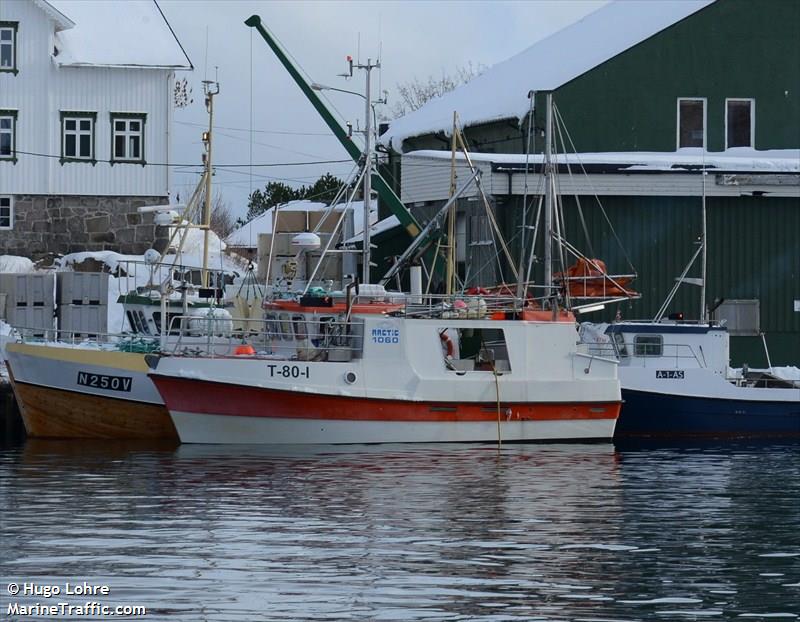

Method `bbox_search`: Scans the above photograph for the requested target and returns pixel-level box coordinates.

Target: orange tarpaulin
[555,258,638,298]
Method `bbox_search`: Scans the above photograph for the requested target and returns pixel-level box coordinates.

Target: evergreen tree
[245,173,346,221]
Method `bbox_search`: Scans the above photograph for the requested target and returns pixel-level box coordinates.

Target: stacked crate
[0,273,56,338]
[56,272,109,339]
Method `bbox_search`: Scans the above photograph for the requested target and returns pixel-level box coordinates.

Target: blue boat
[587,322,800,439]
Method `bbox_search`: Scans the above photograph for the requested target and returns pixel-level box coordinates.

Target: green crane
[245,15,446,282]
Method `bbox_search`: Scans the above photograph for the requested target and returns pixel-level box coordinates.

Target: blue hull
[616,389,800,439]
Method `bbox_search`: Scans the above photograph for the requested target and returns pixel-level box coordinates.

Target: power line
[13,150,350,169]
[175,120,334,137]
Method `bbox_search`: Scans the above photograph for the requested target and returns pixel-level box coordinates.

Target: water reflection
[1,440,798,620]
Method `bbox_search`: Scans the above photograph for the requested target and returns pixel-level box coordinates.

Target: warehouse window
[0,196,12,229]
[0,110,16,160]
[726,99,755,149]
[677,98,706,148]
[0,22,17,74]
[61,112,96,163]
[111,113,146,164]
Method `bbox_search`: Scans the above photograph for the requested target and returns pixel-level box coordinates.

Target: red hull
[151,374,621,423]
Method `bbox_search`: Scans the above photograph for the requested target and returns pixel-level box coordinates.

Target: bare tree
[388,62,486,119]
[209,194,235,239]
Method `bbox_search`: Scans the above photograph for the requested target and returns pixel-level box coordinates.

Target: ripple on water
[1,441,799,620]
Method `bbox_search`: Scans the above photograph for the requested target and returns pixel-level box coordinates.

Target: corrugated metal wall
[0,0,171,197]
[545,195,800,366]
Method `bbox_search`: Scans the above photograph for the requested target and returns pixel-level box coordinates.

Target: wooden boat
[5,342,175,439]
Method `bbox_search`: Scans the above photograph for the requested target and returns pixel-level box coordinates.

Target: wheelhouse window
[0,110,16,160]
[439,327,511,373]
[111,113,146,163]
[61,112,96,162]
[634,334,663,357]
[726,99,755,149]
[0,22,17,74]
[0,196,12,229]
[677,98,706,148]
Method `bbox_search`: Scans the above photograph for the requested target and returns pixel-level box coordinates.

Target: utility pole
[201,79,219,289]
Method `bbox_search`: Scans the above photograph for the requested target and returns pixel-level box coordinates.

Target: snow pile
[48,0,192,69]
[405,148,800,173]
[730,366,800,383]
[0,255,35,273]
[381,0,714,150]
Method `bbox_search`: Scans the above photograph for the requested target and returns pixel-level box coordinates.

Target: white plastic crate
[5,304,56,338]
[57,272,110,305]
[0,273,56,307]
[57,304,108,337]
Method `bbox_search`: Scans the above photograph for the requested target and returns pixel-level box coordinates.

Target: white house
[0,0,191,259]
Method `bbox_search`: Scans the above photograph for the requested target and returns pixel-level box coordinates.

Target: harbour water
[1,438,798,621]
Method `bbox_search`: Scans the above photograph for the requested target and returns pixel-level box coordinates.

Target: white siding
[0,0,172,197]
[401,154,800,201]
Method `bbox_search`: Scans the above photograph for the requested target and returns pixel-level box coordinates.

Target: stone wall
[1,195,171,261]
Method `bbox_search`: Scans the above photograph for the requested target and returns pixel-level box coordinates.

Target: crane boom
[245,15,422,242]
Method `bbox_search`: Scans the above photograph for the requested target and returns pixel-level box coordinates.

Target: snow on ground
[0,256,35,273]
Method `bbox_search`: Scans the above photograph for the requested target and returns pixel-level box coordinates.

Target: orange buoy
[234,344,256,356]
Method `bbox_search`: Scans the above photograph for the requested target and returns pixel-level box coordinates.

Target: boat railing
[401,294,529,320]
[582,339,705,368]
[162,313,364,362]
[116,259,232,298]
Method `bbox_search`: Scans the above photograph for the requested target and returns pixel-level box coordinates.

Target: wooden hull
[7,367,177,440]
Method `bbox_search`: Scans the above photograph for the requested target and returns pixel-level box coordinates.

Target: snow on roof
[225,199,378,248]
[381,0,714,151]
[46,0,192,69]
[406,148,800,173]
[344,215,401,245]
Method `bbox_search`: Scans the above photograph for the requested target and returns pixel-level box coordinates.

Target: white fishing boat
[149,289,621,444]
[146,29,623,445]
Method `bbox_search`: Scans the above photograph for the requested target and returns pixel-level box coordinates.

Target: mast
[446,112,459,296]
[700,158,708,322]
[357,57,379,284]
[543,92,554,299]
[201,79,219,289]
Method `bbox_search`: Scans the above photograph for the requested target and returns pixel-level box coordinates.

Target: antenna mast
[201,78,219,289]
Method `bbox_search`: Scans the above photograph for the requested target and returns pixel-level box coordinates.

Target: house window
[677,98,706,148]
[726,99,755,149]
[634,334,663,357]
[0,110,16,160]
[111,113,146,163]
[61,112,96,162]
[0,22,17,74]
[0,196,12,229]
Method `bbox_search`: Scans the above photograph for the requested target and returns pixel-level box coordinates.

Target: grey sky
[158,0,607,222]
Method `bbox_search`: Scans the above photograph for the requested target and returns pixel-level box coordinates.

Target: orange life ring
[234,344,256,356]
[439,331,455,358]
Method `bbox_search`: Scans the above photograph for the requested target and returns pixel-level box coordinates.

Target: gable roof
[380,0,715,151]
[43,0,192,69]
